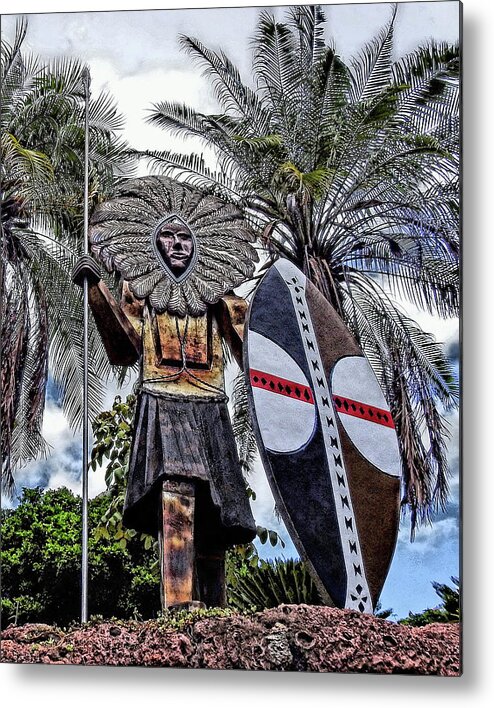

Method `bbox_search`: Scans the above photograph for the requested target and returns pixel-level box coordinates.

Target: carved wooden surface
[153,311,211,369]
[141,310,224,398]
[159,480,196,608]
[87,280,141,366]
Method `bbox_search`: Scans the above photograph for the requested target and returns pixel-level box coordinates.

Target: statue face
[156,221,194,276]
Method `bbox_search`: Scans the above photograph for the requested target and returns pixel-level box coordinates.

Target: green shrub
[227,557,324,611]
[399,577,460,626]
[0,487,160,627]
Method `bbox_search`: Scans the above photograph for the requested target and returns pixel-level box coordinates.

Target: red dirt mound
[0,604,461,675]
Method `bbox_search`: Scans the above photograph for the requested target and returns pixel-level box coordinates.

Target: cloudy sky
[1,0,460,620]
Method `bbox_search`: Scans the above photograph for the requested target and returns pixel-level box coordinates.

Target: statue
[74,176,401,616]
[73,176,259,610]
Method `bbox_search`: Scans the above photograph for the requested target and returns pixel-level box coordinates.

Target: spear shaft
[81,66,91,624]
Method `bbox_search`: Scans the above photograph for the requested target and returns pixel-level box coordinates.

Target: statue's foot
[166,600,206,613]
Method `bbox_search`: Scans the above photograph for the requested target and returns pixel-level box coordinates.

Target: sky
[1,1,461,621]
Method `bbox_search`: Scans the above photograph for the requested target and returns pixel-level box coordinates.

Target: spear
[81,65,91,624]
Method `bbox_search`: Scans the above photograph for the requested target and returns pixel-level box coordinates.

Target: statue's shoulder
[218,292,248,317]
[120,280,145,331]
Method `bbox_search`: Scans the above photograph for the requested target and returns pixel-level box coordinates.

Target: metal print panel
[1,1,461,676]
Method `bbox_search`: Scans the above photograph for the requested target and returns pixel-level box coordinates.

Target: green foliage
[231,371,258,476]
[399,576,460,626]
[0,487,160,628]
[144,4,460,532]
[373,601,394,620]
[1,19,134,497]
[227,556,323,611]
[89,393,151,550]
[155,606,238,632]
[224,525,281,590]
[226,551,395,616]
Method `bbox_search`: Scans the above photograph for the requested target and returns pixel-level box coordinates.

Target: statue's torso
[121,281,225,399]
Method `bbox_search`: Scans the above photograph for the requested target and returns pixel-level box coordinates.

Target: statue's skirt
[122,391,256,547]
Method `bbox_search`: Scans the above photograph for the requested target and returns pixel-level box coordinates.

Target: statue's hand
[72,255,101,288]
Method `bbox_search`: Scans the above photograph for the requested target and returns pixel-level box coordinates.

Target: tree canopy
[0,487,160,627]
[399,576,460,626]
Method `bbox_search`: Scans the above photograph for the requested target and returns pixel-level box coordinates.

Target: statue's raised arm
[72,255,141,366]
[214,293,249,370]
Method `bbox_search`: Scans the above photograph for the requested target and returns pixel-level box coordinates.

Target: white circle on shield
[248,331,316,453]
[331,356,401,477]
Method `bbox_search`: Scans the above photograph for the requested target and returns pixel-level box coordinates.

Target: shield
[244,259,401,612]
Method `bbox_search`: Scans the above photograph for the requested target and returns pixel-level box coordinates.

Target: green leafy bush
[227,557,324,611]
[1,487,160,627]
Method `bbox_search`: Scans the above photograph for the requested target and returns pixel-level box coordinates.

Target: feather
[114,254,157,280]
[129,269,164,299]
[190,272,224,303]
[180,280,207,316]
[181,184,209,221]
[90,220,151,241]
[90,197,157,226]
[199,246,255,278]
[148,277,172,311]
[167,283,188,317]
[187,194,235,227]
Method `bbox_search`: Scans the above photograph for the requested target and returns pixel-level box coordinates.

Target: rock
[0,605,461,675]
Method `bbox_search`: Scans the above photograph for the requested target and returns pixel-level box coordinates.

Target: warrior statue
[73,176,258,610]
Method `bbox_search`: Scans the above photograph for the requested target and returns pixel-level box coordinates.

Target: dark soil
[0,604,461,675]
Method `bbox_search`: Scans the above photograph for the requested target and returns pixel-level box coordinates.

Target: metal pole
[81,66,91,624]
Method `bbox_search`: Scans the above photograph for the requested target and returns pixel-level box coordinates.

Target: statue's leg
[196,548,227,608]
[193,482,227,608]
[158,479,197,609]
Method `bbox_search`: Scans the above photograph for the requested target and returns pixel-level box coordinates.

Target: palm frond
[1,265,30,495]
[288,4,327,72]
[8,278,50,479]
[231,370,258,476]
[1,21,133,487]
[339,274,457,531]
[251,10,300,142]
[349,3,397,102]
[228,557,322,610]
[179,34,270,132]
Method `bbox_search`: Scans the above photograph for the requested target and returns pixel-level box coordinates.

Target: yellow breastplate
[141,307,225,399]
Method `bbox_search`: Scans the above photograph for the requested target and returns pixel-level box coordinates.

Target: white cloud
[396,510,459,555]
[1,389,129,510]
[90,59,220,158]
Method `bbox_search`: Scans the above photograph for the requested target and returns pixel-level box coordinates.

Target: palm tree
[143,4,459,533]
[399,576,460,625]
[1,19,133,496]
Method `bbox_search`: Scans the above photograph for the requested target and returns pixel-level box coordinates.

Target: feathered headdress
[89,176,258,316]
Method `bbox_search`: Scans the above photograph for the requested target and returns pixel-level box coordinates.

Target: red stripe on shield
[333,395,395,429]
[250,369,314,404]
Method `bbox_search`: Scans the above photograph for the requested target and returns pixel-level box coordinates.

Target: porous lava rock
[0,604,461,675]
